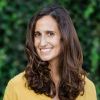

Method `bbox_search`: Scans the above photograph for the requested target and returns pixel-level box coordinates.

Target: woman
[3,5,97,100]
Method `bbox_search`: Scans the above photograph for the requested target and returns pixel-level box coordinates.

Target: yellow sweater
[3,72,97,100]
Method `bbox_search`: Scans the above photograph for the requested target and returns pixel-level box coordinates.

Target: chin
[40,58,51,61]
[40,56,52,61]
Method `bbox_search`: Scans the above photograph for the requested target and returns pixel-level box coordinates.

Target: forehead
[35,15,59,32]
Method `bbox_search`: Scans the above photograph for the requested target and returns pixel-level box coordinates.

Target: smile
[40,48,52,53]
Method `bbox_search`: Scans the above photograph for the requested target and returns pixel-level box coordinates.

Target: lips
[40,48,52,53]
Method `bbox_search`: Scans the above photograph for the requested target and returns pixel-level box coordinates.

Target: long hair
[24,5,86,100]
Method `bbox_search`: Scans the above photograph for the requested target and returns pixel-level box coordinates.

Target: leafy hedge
[0,0,100,100]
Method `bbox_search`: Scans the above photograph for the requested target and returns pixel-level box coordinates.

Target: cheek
[34,39,39,48]
[53,39,61,49]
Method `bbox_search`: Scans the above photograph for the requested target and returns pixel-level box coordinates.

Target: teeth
[40,48,51,52]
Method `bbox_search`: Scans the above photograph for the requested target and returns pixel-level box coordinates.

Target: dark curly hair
[24,5,86,100]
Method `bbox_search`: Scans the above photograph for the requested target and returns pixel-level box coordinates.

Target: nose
[40,36,47,47]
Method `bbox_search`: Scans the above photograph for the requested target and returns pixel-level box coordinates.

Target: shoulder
[4,71,52,100]
[85,76,96,91]
[3,71,26,100]
[84,76,97,100]
[8,71,26,85]
[4,71,28,94]
[77,76,97,100]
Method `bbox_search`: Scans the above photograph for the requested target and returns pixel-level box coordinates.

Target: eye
[47,31,55,36]
[34,32,41,37]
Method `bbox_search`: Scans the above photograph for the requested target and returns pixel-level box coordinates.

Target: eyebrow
[34,31,41,34]
[35,30,55,33]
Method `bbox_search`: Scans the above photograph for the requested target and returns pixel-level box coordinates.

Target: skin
[34,15,61,68]
[34,16,61,99]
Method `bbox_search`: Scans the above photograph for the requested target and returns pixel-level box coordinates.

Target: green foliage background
[0,0,100,100]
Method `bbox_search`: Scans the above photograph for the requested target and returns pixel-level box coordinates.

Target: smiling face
[34,15,61,63]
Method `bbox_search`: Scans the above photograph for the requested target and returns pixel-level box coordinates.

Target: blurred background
[0,0,100,100]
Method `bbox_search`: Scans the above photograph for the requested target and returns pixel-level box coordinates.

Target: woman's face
[34,15,61,63]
